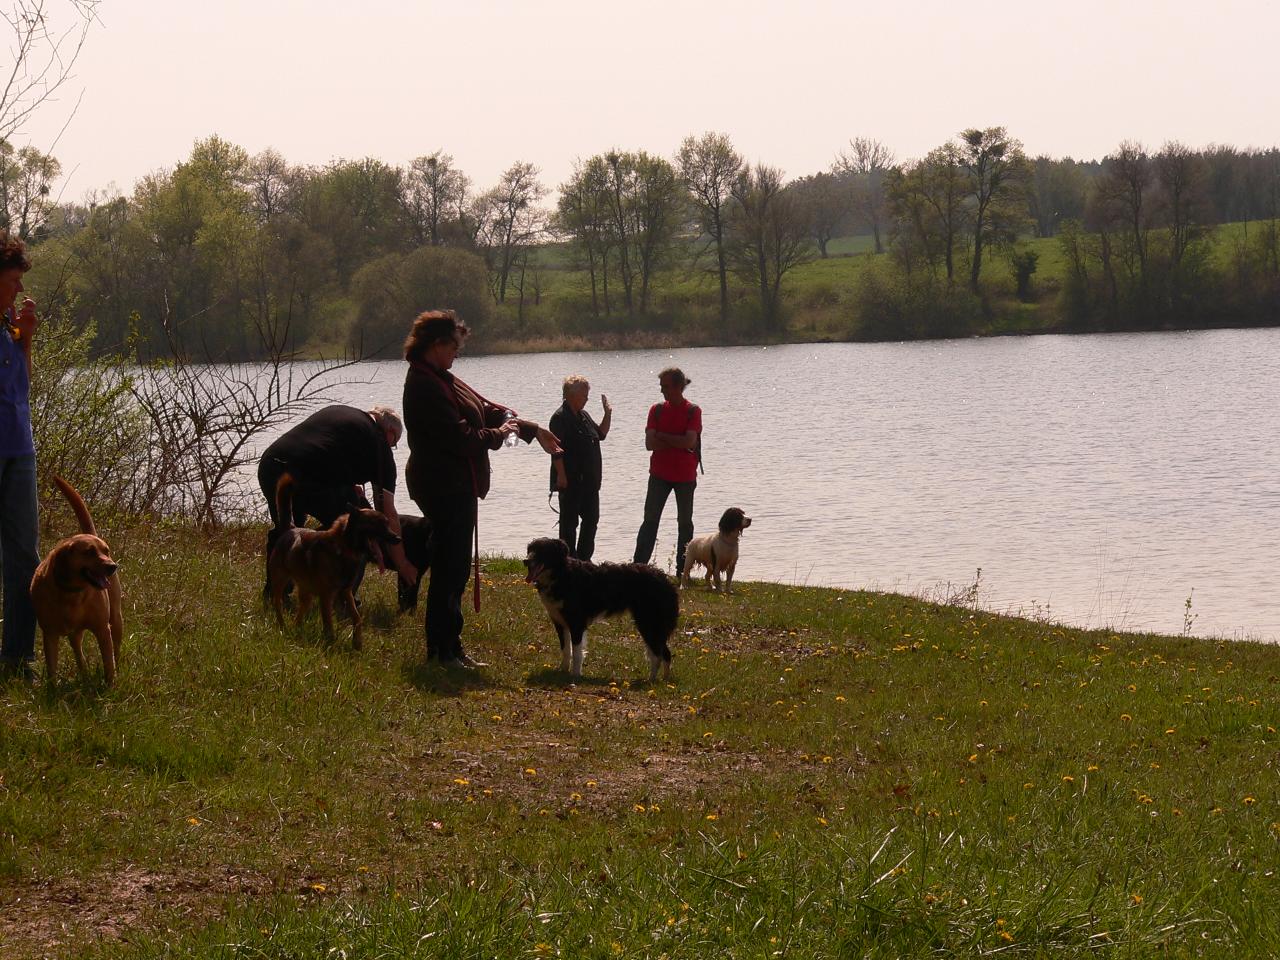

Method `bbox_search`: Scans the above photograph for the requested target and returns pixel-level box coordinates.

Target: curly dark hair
[404,310,470,363]
[0,234,31,274]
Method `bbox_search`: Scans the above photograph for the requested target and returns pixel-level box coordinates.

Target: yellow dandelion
[524,768,537,777]
[1244,796,1256,806]
[310,883,326,893]
[1120,713,1133,722]
[357,865,369,873]
[816,816,828,826]
[586,780,598,788]
[1087,764,1100,772]
[1023,782,1035,790]
[1127,684,1136,692]
[187,817,200,826]
[633,804,647,813]
[453,777,470,786]
[835,695,846,702]
[1062,775,1075,783]
[999,931,1013,942]
[491,715,502,721]
[706,813,718,821]
[822,755,833,763]
[1131,893,1143,905]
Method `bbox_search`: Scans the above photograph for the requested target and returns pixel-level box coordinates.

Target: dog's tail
[52,475,97,536]
[275,473,297,530]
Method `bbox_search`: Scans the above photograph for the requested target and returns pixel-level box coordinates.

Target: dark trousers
[0,454,39,665]
[633,476,696,574]
[259,456,368,596]
[558,485,600,562]
[418,492,475,661]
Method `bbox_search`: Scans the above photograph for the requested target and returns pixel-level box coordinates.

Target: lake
[260,329,1280,641]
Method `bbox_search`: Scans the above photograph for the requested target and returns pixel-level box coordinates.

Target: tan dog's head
[53,534,118,590]
[717,507,752,537]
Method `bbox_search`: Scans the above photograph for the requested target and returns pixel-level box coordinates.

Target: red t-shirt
[646,399,702,483]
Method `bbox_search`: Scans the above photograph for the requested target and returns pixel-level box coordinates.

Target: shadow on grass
[524,667,616,689]
[402,659,502,697]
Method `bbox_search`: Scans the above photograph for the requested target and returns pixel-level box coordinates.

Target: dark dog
[30,476,124,685]
[681,507,752,593]
[267,474,401,649]
[523,537,679,681]
[395,514,433,613]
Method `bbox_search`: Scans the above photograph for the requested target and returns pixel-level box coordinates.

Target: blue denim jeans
[0,454,39,664]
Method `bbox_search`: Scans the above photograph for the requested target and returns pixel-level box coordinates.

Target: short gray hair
[562,375,590,399]
[369,405,403,444]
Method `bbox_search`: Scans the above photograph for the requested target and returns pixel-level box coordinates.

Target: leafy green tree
[351,245,492,356]
[791,171,851,258]
[958,127,1028,293]
[0,139,60,239]
[887,144,965,282]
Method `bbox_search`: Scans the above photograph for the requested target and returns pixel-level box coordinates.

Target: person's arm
[597,395,612,441]
[378,488,418,585]
[554,456,568,490]
[647,428,696,451]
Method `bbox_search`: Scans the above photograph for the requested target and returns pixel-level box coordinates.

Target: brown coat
[401,360,530,503]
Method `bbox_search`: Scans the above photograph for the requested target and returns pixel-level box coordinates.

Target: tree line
[4,128,1279,359]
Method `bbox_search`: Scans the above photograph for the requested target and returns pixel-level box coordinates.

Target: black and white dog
[681,507,752,593]
[395,514,433,613]
[523,537,679,681]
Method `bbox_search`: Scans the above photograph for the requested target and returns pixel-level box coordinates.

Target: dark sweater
[261,404,396,493]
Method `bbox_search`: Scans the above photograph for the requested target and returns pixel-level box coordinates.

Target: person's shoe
[458,653,488,669]
[441,656,472,670]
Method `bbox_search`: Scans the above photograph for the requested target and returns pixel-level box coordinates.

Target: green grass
[3,522,1280,957]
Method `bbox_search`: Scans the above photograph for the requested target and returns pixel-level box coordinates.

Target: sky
[15,0,1280,202]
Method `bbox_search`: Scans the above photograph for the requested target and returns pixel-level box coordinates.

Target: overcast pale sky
[18,0,1280,200]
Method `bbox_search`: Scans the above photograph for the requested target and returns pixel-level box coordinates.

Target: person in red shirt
[633,367,702,575]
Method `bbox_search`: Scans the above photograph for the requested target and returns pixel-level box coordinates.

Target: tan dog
[267,474,401,650]
[681,507,752,594]
[30,476,124,685]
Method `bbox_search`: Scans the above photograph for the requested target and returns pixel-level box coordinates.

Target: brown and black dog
[30,475,124,685]
[267,474,401,650]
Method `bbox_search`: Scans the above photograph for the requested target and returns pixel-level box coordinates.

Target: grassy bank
[2,522,1279,957]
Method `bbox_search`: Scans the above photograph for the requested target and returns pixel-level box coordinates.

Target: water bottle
[503,411,520,448]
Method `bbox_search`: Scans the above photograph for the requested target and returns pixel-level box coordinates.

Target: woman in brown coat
[402,310,563,668]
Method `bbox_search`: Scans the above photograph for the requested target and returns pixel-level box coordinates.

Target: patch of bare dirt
[0,864,271,959]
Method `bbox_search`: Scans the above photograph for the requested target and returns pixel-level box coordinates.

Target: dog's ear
[552,538,570,563]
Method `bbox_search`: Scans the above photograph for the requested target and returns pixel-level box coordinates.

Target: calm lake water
[258,329,1280,641]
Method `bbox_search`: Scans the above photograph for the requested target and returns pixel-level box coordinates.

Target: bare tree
[472,161,546,304]
[835,137,895,253]
[1,0,100,142]
[726,165,815,329]
[888,144,966,282]
[402,150,470,247]
[555,155,614,318]
[676,132,743,323]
